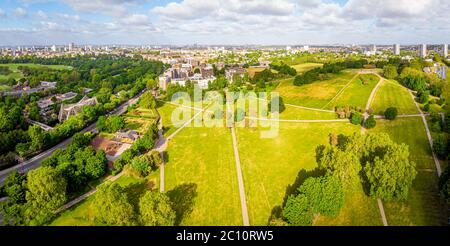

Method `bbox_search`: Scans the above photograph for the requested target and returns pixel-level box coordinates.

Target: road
[0,90,146,184]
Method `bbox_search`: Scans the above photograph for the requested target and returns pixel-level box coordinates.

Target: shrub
[350,112,363,125]
[384,107,398,120]
[365,115,376,129]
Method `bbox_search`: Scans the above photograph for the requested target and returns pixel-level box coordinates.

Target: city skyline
[0,0,449,46]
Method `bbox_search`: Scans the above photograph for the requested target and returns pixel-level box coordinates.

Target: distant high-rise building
[394,44,400,55]
[370,44,377,53]
[51,45,56,52]
[443,44,448,58]
[68,42,75,51]
[419,44,427,58]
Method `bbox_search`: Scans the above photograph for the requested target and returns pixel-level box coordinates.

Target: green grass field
[156,101,197,137]
[275,71,357,108]
[326,74,380,110]
[235,122,362,225]
[369,117,447,225]
[370,117,435,170]
[279,106,337,120]
[0,63,72,83]
[371,80,419,115]
[164,126,243,225]
[314,185,383,226]
[290,63,323,73]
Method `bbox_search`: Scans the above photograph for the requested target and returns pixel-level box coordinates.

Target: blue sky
[0,0,449,46]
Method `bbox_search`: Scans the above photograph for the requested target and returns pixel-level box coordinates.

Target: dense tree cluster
[0,132,107,225]
[270,63,297,76]
[282,175,344,225]
[0,55,164,169]
[96,115,125,133]
[92,183,175,226]
[130,151,162,177]
[315,132,417,201]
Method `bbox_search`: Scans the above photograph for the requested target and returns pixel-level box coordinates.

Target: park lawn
[314,185,383,226]
[369,117,435,170]
[326,74,380,110]
[235,122,361,225]
[369,117,447,225]
[50,172,159,226]
[156,101,196,137]
[371,80,419,115]
[164,126,243,226]
[275,71,357,109]
[0,63,72,82]
[290,63,323,73]
[0,63,72,71]
[279,106,337,120]
[383,171,447,226]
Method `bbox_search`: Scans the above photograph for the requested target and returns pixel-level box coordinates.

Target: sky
[0,0,449,46]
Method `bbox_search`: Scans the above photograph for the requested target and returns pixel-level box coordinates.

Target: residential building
[419,44,427,58]
[201,65,214,78]
[443,44,448,58]
[158,75,170,91]
[225,67,247,82]
[394,44,400,55]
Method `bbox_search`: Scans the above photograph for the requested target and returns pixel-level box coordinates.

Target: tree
[363,133,417,201]
[384,107,398,120]
[417,90,429,104]
[350,111,363,125]
[316,138,362,187]
[282,194,313,226]
[432,134,448,159]
[85,150,107,179]
[365,115,376,129]
[3,171,26,204]
[130,155,153,177]
[269,95,286,114]
[298,175,344,217]
[439,166,450,203]
[383,65,398,79]
[93,183,136,226]
[139,91,157,109]
[96,115,107,132]
[282,175,345,226]
[28,125,45,152]
[23,166,67,225]
[108,115,125,133]
[138,191,176,226]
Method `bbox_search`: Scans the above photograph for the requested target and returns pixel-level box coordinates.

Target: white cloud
[63,0,142,16]
[36,10,48,19]
[0,8,6,18]
[13,7,27,18]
